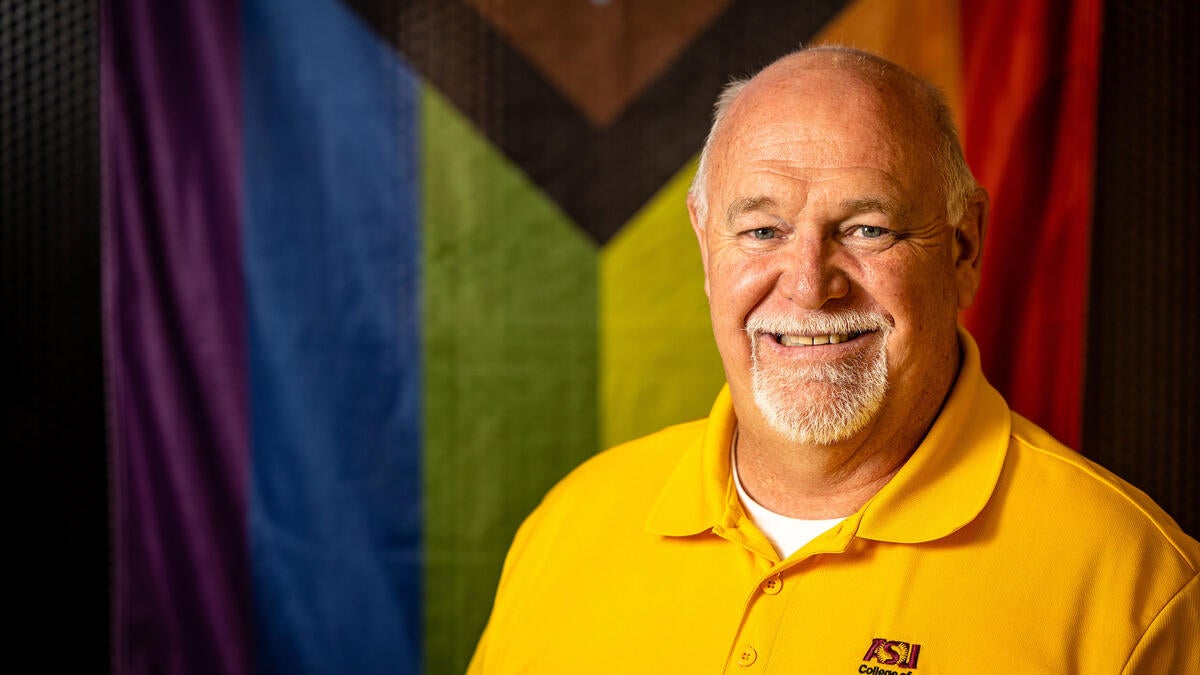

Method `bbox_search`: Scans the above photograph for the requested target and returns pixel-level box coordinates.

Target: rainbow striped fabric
[101,0,1099,672]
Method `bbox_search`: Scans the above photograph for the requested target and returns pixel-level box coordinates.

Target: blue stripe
[242,0,421,672]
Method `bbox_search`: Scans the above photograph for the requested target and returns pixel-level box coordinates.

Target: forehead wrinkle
[724,167,911,223]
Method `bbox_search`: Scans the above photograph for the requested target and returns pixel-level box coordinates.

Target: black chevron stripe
[340,0,851,243]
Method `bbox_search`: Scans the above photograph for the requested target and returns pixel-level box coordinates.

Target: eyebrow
[841,196,902,218]
[724,196,778,227]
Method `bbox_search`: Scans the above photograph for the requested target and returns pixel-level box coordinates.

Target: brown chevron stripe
[341,0,851,243]
[465,0,733,127]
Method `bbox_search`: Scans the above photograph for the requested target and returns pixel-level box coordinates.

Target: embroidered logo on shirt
[860,637,921,672]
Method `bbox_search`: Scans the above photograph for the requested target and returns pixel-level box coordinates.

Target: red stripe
[960,0,1102,450]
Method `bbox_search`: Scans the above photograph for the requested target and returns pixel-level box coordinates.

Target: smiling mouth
[772,330,872,346]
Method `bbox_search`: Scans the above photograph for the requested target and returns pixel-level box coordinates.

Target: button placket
[728,568,791,671]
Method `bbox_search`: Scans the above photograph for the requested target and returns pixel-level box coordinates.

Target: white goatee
[746,310,890,445]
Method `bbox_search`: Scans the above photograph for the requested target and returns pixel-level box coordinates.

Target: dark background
[2,0,1195,671]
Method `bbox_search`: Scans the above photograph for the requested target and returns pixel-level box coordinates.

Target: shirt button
[762,575,782,595]
[737,646,757,666]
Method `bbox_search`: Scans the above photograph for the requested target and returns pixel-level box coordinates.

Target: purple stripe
[101,0,250,673]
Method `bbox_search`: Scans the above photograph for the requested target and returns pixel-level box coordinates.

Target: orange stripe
[813,0,964,130]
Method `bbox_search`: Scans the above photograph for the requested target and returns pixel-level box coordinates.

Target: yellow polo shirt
[469,331,1199,673]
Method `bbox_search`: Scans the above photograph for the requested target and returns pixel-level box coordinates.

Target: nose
[778,236,850,308]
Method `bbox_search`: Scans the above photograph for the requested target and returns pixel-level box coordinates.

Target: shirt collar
[644,385,739,537]
[646,327,1011,544]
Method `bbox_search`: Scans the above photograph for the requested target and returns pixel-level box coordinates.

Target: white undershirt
[731,433,845,559]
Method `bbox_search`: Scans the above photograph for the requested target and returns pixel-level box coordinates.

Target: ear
[687,191,712,298]
[953,188,988,309]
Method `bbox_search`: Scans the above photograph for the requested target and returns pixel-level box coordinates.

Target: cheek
[857,258,959,328]
[707,252,776,322]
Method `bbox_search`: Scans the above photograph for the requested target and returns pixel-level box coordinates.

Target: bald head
[689,47,977,228]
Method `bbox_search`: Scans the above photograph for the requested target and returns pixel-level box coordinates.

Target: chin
[750,348,889,445]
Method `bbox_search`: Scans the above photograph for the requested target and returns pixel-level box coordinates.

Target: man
[468,47,1199,673]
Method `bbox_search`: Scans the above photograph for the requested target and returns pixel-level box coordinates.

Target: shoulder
[485,418,710,618]
[566,418,708,483]
[1002,412,1199,573]
[535,418,708,518]
[1000,415,1200,667]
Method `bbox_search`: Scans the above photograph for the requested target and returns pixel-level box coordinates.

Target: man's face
[690,63,982,446]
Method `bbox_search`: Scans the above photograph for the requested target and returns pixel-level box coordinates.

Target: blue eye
[859,226,884,238]
[751,227,776,240]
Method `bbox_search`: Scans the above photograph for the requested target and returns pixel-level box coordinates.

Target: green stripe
[421,85,599,674]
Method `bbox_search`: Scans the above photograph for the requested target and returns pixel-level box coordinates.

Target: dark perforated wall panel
[1,0,107,669]
[0,0,1194,668]
[1086,0,1198,536]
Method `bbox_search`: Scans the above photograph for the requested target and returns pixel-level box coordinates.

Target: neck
[734,424,912,519]
[734,368,955,519]
[732,332,965,519]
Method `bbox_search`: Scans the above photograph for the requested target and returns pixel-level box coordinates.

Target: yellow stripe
[599,157,725,448]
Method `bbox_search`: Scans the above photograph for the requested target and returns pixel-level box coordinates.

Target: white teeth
[777,332,854,347]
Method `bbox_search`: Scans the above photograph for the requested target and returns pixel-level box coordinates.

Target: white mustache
[744,309,890,338]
